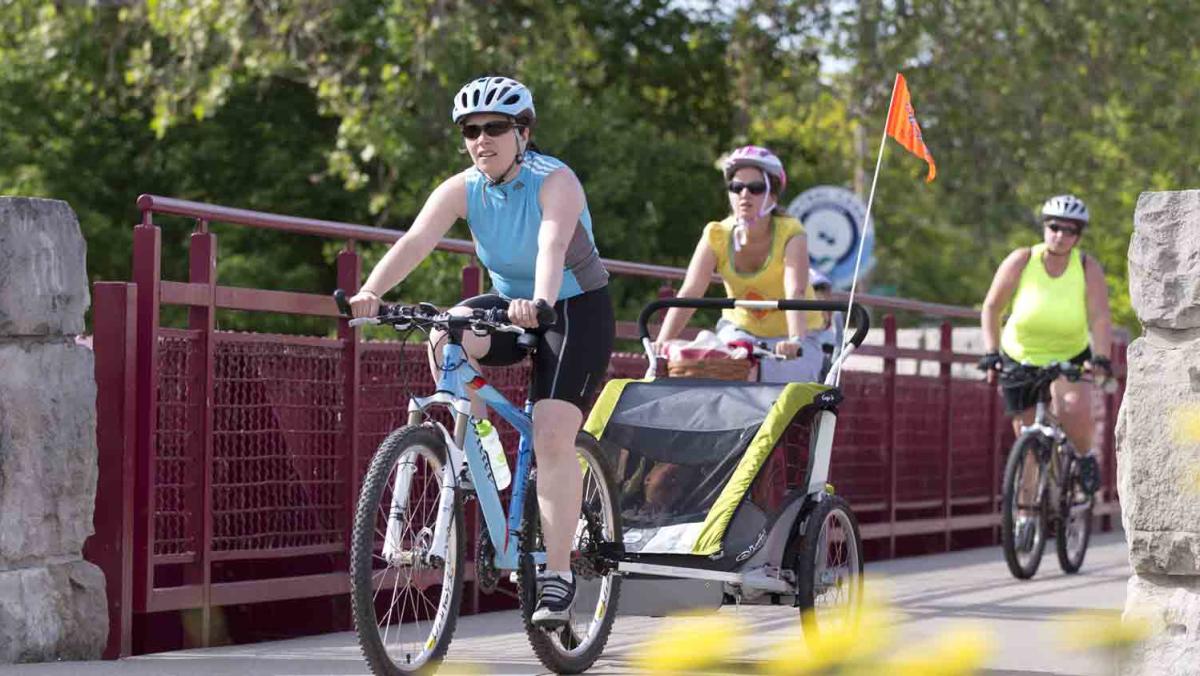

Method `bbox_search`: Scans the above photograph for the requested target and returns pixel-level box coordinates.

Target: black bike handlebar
[1000,360,1085,382]
[638,297,870,348]
[333,289,557,332]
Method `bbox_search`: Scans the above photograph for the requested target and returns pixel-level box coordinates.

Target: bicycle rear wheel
[351,426,464,675]
[793,494,864,644]
[1001,432,1049,580]
[1056,453,1094,574]
[518,433,622,674]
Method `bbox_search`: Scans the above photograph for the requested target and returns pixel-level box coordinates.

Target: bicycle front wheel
[518,433,622,675]
[1001,432,1049,580]
[1056,453,1094,574]
[350,425,464,675]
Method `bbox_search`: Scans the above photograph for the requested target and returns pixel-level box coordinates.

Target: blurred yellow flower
[1172,403,1200,444]
[879,626,993,676]
[762,595,895,675]
[632,614,747,674]
[1058,609,1154,652]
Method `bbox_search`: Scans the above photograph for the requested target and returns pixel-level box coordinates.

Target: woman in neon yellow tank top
[979,194,1114,493]
[654,145,824,382]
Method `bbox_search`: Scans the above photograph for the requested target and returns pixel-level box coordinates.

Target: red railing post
[131,220,161,616]
[337,247,362,565]
[940,321,953,551]
[883,314,898,558]
[186,226,217,647]
[85,282,138,658]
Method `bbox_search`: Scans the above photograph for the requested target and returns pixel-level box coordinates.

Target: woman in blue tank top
[347,76,613,627]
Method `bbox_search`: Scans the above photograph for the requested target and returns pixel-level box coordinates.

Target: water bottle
[474,419,511,490]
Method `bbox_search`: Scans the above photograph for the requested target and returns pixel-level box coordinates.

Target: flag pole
[836,73,900,387]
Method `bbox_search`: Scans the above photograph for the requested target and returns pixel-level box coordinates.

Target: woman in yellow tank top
[979,194,1114,493]
[654,145,824,382]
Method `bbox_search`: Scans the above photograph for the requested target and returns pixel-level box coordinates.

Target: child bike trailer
[585,298,868,637]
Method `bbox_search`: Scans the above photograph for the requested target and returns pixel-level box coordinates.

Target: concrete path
[1,530,1131,676]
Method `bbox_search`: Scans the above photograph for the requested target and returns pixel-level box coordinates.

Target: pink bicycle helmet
[722,145,787,193]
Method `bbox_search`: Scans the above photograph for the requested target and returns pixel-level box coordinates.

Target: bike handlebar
[995,360,1086,385]
[332,289,556,334]
[638,298,870,348]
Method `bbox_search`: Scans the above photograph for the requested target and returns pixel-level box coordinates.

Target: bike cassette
[476,529,501,594]
[570,508,612,580]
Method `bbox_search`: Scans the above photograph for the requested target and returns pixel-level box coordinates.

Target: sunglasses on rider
[1045,221,1082,237]
[728,180,768,195]
[460,120,520,140]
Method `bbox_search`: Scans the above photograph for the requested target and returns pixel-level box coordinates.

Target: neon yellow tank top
[704,215,823,338]
[1000,243,1090,365]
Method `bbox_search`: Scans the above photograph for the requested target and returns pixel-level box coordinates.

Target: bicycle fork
[380,411,465,567]
[382,457,419,563]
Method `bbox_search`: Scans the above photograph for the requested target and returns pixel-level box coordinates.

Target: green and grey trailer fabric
[584,378,830,557]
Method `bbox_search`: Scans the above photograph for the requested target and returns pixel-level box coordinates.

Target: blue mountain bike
[334,291,622,675]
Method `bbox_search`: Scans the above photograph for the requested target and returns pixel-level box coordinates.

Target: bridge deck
[8,531,1130,676]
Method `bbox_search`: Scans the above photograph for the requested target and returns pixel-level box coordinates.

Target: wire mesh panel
[827,371,890,504]
[948,380,997,500]
[894,375,946,503]
[358,343,435,478]
[209,334,345,554]
[155,329,200,559]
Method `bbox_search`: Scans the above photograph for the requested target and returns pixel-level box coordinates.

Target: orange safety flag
[885,73,937,183]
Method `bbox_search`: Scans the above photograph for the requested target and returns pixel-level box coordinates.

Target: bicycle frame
[400,340,539,571]
[1019,386,1076,509]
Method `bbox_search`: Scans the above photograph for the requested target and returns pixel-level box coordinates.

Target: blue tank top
[465,151,607,300]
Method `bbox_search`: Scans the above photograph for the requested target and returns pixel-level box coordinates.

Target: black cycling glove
[977,351,1002,372]
[1090,355,1113,377]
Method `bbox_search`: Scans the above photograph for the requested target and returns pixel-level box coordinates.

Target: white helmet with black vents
[451,76,535,124]
[1041,194,1089,225]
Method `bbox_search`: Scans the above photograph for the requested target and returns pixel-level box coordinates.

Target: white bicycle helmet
[451,76,535,124]
[722,145,787,193]
[1041,194,1089,224]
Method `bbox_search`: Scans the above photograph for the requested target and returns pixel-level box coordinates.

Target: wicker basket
[667,357,753,381]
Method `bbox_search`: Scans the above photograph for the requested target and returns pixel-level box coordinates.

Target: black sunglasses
[460,120,520,140]
[1046,222,1082,237]
[728,180,768,195]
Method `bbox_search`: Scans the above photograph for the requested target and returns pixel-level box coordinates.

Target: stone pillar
[0,197,107,662]
[1117,190,1200,673]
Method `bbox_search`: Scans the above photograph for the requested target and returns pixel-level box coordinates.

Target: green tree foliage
[2,0,1195,334]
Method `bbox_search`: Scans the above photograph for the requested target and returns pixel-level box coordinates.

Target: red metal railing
[86,195,1125,658]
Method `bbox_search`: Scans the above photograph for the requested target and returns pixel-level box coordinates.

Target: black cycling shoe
[531,572,575,627]
[1078,454,1101,495]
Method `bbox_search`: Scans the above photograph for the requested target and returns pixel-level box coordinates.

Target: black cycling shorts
[457,287,614,410]
[998,347,1091,415]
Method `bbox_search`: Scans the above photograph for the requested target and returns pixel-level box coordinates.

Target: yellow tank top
[1000,243,1090,365]
[704,215,823,338]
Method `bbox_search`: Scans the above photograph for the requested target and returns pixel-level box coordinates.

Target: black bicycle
[991,362,1096,579]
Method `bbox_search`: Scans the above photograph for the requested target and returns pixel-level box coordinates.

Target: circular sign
[786,186,875,290]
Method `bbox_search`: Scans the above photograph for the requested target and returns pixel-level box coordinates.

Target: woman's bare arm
[655,237,718,344]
